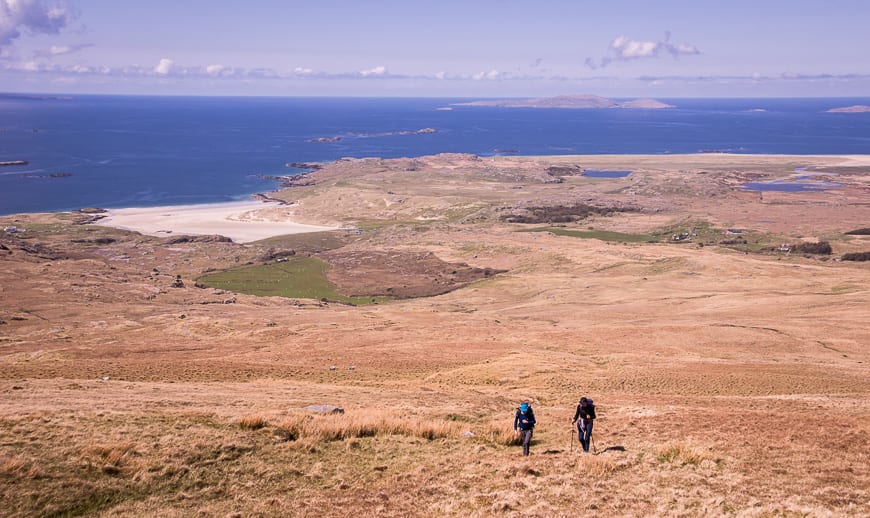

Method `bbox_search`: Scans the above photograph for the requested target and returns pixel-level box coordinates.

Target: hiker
[571,396,596,453]
[514,402,536,456]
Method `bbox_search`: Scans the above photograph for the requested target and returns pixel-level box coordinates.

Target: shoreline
[6,153,868,237]
[92,199,339,243]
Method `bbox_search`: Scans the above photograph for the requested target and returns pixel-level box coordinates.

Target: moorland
[1,153,869,516]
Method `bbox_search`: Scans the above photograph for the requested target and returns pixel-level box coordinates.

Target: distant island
[452,94,675,109]
[826,105,870,113]
[308,127,437,142]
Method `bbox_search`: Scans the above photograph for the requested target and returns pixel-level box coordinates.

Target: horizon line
[3,91,870,101]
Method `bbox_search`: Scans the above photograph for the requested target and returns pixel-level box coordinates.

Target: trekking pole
[569,426,573,453]
[591,432,597,455]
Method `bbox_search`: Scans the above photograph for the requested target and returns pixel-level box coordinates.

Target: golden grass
[0,402,866,517]
[0,455,44,480]
[273,410,460,443]
[237,414,269,430]
[82,441,142,476]
[655,441,716,466]
[477,421,523,446]
[1,154,869,516]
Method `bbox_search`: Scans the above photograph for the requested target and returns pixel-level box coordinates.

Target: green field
[197,256,391,305]
[252,231,348,253]
[518,226,658,243]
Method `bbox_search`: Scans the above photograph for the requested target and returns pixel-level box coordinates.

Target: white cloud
[206,64,231,77]
[610,36,659,59]
[33,42,92,58]
[153,58,173,75]
[586,32,700,69]
[359,65,387,77]
[668,42,699,56]
[472,69,502,81]
[0,0,73,49]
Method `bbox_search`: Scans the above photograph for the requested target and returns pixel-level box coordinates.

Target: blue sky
[2,0,869,97]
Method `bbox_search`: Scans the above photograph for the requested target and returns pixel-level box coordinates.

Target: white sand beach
[93,200,338,243]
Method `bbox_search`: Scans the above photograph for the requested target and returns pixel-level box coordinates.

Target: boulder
[303,404,345,415]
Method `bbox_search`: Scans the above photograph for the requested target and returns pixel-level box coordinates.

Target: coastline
[92,200,339,243]
[15,152,869,242]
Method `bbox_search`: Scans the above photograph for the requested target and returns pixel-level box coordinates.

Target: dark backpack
[583,400,596,420]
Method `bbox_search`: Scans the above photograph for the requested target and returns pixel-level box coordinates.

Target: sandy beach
[93,200,338,242]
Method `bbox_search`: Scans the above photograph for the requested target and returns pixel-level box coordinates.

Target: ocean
[1,95,869,215]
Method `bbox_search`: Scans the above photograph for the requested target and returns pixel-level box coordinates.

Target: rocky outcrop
[826,105,870,113]
[260,249,296,262]
[276,173,316,188]
[501,202,639,224]
[308,128,438,142]
[303,404,345,414]
[285,162,323,171]
[454,95,674,109]
[164,235,233,244]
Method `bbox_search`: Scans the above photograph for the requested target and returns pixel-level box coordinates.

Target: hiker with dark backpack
[514,402,536,456]
[571,397,596,453]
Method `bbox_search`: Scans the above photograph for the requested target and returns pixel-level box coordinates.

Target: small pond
[741,181,842,192]
[583,169,632,178]
[741,169,842,192]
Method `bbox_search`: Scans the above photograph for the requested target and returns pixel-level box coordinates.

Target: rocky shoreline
[453,94,674,109]
[308,127,438,143]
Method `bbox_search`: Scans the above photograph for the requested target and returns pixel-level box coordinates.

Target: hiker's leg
[584,421,594,452]
[522,430,532,455]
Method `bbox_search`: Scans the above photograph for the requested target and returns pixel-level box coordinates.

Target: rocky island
[308,128,438,143]
[453,94,675,109]
[826,105,870,113]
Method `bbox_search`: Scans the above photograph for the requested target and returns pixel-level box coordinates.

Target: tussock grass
[237,414,269,430]
[655,442,714,466]
[272,410,461,443]
[82,441,141,477]
[575,453,618,477]
[0,455,44,480]
[478,422,522,446]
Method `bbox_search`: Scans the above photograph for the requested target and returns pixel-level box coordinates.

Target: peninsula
[453,94,675,109]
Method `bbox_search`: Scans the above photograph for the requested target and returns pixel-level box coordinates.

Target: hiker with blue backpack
[571,397,596,453]
[514,402,536,456]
